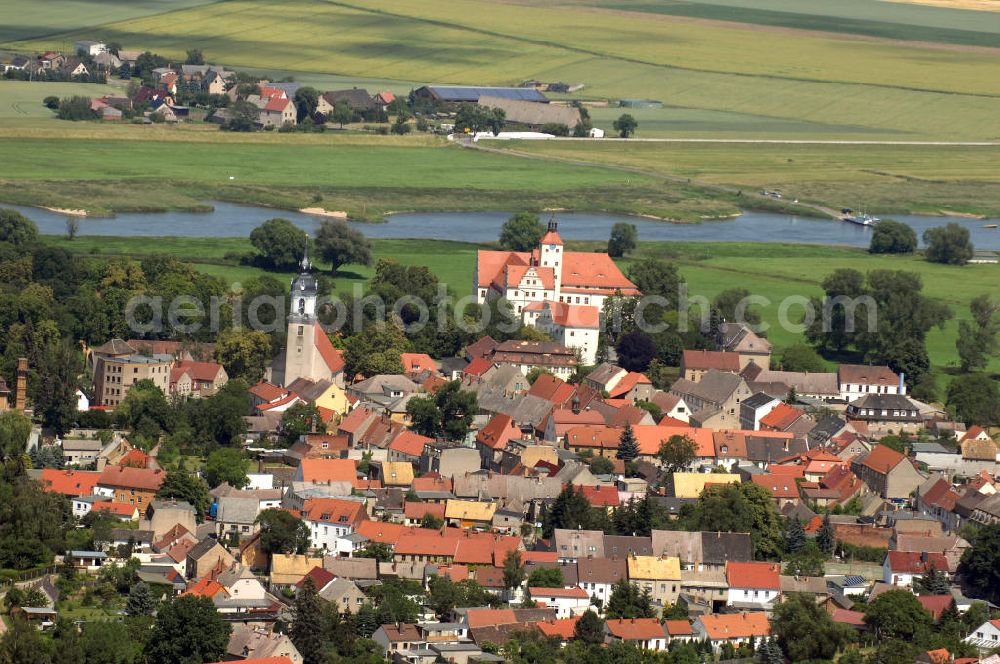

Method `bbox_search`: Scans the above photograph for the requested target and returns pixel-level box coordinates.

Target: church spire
[300,235,312,272]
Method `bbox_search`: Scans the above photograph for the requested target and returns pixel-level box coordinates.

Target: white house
[528,586,591,618]
[302,497,367,552]
[75,389,90,411]
[838,364,904,402]
[577,558,627,607]
[882,551,950,588]
[71,494,111,518]
[604,618,668,651]
[693,613,770,653]
[75,41,107,56]
[726,562,780,609]
[534,300,600,365]
[965,619,1000,652]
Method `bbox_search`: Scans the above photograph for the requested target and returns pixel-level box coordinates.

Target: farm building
[477,96,581,129]
[413,85,547,105]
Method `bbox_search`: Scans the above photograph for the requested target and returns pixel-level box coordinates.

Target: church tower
[538,216,564,295]
[281,246,319,387]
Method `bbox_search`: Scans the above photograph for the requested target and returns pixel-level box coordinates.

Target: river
[8,203,1000,249]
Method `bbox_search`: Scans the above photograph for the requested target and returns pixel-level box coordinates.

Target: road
[480,137,1000,146]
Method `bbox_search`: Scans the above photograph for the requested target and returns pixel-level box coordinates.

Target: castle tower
[538,216,564,295]
[281,246,320,387]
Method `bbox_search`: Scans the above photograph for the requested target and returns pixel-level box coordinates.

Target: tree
[542,485,606,537]
[613,113,638,138]
[589,455,615,475]
[959,523,1000,604]
[214,328,272,383]
[343,321,407,378]
[573,610,605,645]
[0,615,53,664]
[223,100,259,131]
[616,423,640,463]
[776,343,825,373]
[125,581,157,617]
[616,331,657,372]
[56,95,95,121]
[454,103,505,135]
[785,540,825,577]
[956,294,999,372]
[682,482,784,560]
[250,218,309,270]
[330,99,354,127]
[784,517,806,554]
[0,410,31,462]
[203,448,249,489]
[499,212,545,251]
[539,122,569,136]
[420,513,444,529]
[502,550,525,594]
[605,578,655,618]
[146,595,231,664]
[294,86,320,123]
[607,222,637,258]
[189,380,250,447]
[816,513,835,554]
[156,469,211,521]
[0,209,39,249]
[913,564,951,595]
[65,217,78,241]
[279,402,324,444]
[314,219,372,274]
[527,567,564,588]
[771,592,854,662]
[947,373,1000,426]
[256,508,310,555]
[290,577,326,664]
[115,378,173,441]
[357,542,393,562]
[391,114,411,134]
[924,223,974,265]
[869,219,917,254]
[864,589,932,640]
[656,434,697,473]
[626,258,683,310]
[184,48,205,65]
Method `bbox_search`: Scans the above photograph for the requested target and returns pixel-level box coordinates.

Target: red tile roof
[302,497,367,527]
[726,561,780,590]
[299,458,357,483]
[830,608,866,627]
[94,502,139,517]
[664,620,694,636]
[389,431,433,457]
[249,381,287,402]
[404,501,445,520]
[577,484,620,507]
[546,302,599,329]
[917,595,954,621]
[401,353,436,374]
[536,617,579,639]
[886,551,949,574]
[338,405,376,434]
[529,586,589,599]
[355,520,409,545]
[697,612,770,640]
[171,360,224,383]
[183,577,228,598]
[859,445,906,474]
[682,350,741,372]
[607,372,651,399]
[411,475,452,492]
[521,550,559,563]
[466,608,517,628]
[528,373,574,403]
[463,357,493,377]
[760,403,805,431]
[605,618,666,640]
[296,566,335,590]
[750,474,801,499]
[97,465,165,492]
[838,364,899,387]
[313,322,345,374]
[40,469,100,497]
[476,413,516,450]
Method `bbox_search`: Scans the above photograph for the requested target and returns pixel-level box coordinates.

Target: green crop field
[0,0,220,43]
[6,0,1000,140]
[491,140,1000,217]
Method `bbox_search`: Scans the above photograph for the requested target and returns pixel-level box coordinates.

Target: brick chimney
[15,357,27,411]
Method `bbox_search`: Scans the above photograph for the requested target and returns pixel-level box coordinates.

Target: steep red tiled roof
[172,360,224,383]
[355,520,409,545]
[411,475,452,492]
[249,381,287,402]
[476,413,516,450]
[296,566,335,590]
[313,323,345,374]
[917,596,954,621]
[886,551,950,574]
[389,431,433,457]
[536,617,579,639]
[401,353,436,374]
[561,253,637,293]
[607,372,651,399]
[577,484,620,507]
[697,612,770,640]
[466,608,517,628]
[760,403,805,431]
[859,445,905,474]
[94,502,138,517]
[528,373,574,403]
[463,357,493,377]
[338,405,376,434]
[750,474,800,499]
[529,586,588,599]
[830,608,866,626]
[302,497,366,527]
[664,620,694,636]
[726,561,780,590]
[40,469,100,497]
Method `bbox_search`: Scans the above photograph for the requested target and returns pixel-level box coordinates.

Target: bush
[540,122,570,136]
[924,222,974,265]
[56,96,96,121]
[43,96,60,109]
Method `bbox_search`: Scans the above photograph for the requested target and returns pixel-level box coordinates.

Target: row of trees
[869,219,975,265]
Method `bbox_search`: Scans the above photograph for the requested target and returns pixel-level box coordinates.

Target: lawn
[42,234,1000,389]
[490,141,1000,217]
[0,80,123,125]
[6,0,1000,139]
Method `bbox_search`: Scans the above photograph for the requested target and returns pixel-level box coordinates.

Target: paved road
[476,137,1000,146]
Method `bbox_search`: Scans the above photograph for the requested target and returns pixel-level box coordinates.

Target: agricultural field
[0,80,122,125]
[490,140,1000,217]
[6,0,1000,140]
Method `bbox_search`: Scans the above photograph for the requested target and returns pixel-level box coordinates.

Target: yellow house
[519,445,559,470]
[269,553,323,587]
[313,381,350,417]
[628,555,682,606]
[444,499,497,529]
[670,473,741,499]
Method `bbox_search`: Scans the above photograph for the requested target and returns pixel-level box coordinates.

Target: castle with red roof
[474,219,639,364]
